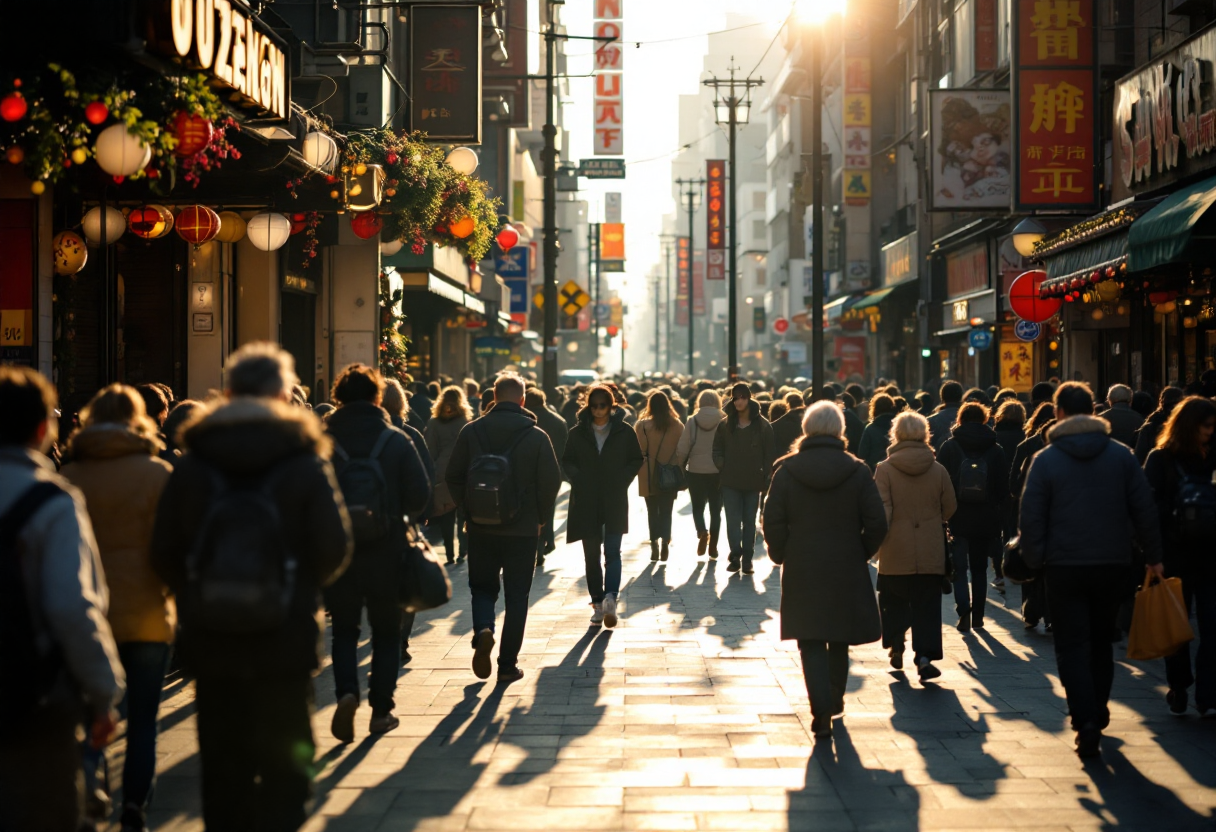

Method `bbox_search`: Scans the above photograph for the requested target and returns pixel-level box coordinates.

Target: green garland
[379,272,412,385]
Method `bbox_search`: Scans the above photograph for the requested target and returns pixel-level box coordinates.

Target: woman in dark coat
[1135,386,1184,463]
[857,393,897,471]
[992,399,1026,565]
[562,384,643,629]
[762,401,888,740]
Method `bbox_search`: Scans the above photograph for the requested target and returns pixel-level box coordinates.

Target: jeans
[0,702,82,832]
[195,675,314,832]
[1045,564,1125,731]
[582,531,624,602]
[326,561,402,713]
[82,642,172,825]
[797,640,849,719]
[645,493,675,542]
[951,534,996,624]
[878,574,943,662]
[721,487,760,564]
[467,532,537,670]
[687,472,722,538]
[1164,566,1216,710]
[434,508,467,562]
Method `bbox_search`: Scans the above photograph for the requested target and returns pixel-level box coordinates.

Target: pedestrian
[675,388,726,558]
[425,385,474,565]
[635,389,685,562]
[928,381,963,452]
[1101,384,1144,448]
[936,401,1009,631]
[993,399,1027,546]
[857,393,897,471]
[873,411,957,681]
[324,364,431,741]
[762,402,888,739]
[446,373,561,681]
[1009,401,1056,630]
[0,367,125,832]
[162,399,205,459]
[151,342,353,830]
[135,383,178,467]
[839,391,865,453]
[1143,396,1216,717]
[409,381,433,430]
[712,382,777,575]
[771,392,806,455]
[1019,381,1164,757]
[525,387,569,565]
[61,385,175,832]
[1135,386,1184,464]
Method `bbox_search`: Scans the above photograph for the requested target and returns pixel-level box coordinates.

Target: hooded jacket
[873,441,957,576]
[562,405,644,541]
[857,411,895,471]
[675,406,725,474]
[635,416,685,498]
[61,425,175,644]
[762,436,887,643]
[151,398,353,679]
[711,400,777,492]
[1019,415,1163,569]
[936,421,1009,539]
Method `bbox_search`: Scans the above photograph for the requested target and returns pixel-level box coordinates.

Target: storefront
[932,236,1000,389]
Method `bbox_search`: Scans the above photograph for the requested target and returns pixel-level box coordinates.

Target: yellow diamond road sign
[534,282,591,316]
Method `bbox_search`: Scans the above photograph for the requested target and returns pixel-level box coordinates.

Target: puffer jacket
[873,441,957,575]
[61,425,175,644]
[675,407,725,474]
[711,401,776,492]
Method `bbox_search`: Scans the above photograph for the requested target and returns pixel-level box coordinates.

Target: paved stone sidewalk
[134,489,1216,831]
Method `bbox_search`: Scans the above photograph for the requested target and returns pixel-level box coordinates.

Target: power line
[507,20,767,48]
[748,2,793,76]
[626,130,718,166]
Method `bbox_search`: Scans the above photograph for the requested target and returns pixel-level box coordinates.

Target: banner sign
[409,5,483,142]
[1013,0,1097,210]
[600,223,625,261]
[676,236,690,326]
[843,56,872,205]
[706,159,725,252]
[929,89,1011,210]
[1000,328,1035,392]
[593,0,623,155]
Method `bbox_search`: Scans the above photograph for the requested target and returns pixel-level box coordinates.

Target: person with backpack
[1020,382,1164,757]
[324,364,431,742]
[563,384,644,626]
[0,367,125,832]
[150,343,353,830]
[60,384,174,832]
[675,389,727,558]
[445,373,561,682]
[635,389,686,562]
[936,401,1009,631]
[1143,396,1216,717]
[712,383,777,574]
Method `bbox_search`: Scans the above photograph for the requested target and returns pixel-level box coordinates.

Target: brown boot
[697,531,709,556]
[708,533,719,559]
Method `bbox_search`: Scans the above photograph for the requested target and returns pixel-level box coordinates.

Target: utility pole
[653,271,661,372]
[590,222,600,368]
[541,2,559,397]
[704,63,764,382]
[808,33,825,399]
[675,177,704,378]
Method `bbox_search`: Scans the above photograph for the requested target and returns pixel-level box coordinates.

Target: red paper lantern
[1008,270,1062,324]
[175,205,221,247]
[1,93,26,122]
[350,211,383,240]
[606,325,619,336]
[171,112,214,157]
[128,205,175,239]
[495,225,520,251]
[290,213,307,235]
[84,101,109,125]
[1148,290,1177,305]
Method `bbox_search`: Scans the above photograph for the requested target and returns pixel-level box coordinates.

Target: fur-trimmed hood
[180,397,331,475]
[1047,414,1111,461]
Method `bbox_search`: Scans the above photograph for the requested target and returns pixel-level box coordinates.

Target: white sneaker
[603,594,618,629]
[590,602,604,626]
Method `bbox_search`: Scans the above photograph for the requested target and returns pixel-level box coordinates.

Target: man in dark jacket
[324,364,431,742]
[712,383,777,574]
[151,343,353,831]
[927,381,963,452]
[1100,383,1144,448]
[526,387,569,564]
[771,392,807,456]
[839,391,865,453]
[1019,381,1164,758]
[447,374,561,683]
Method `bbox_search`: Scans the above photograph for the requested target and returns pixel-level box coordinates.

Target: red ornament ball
[495,226,520,251]
[350,211,383,240]
[171,111,214,157]
[84,101,109,125]
[1008,270,1062,324]
[1,93,27,122]
[175,205,221,247]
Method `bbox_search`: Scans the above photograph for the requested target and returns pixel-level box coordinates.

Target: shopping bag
[398,525,452,613]
[1127,567,1194,661]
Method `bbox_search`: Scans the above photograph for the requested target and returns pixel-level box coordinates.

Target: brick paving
[130,488,1216,831]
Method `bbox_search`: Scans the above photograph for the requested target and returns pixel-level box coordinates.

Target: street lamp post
[809,31,825,401]
[541,2,560,398]
[675,177,704,377]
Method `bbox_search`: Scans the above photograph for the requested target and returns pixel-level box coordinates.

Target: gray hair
[225,342,299,398]
[889,411,929,445]
[801,400,844,439]
[1107,383,1133,404]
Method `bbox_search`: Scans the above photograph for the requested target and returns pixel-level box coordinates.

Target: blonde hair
[696,389,721,411]
[381,378,407,418]
[432,385,474,421]
[801,400,845,440]
[889,411,930,445]
[73,384,162,450]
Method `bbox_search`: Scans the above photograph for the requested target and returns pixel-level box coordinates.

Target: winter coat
[635,417,685,498]
[1143,447,1216,575]
[61,425,175,644]
[711,401,777,492]
[446,401,562,537]
[927,403,960,452]
[151,398,354,679]
[675,407,725,474]
[0,446,124,713]
[1009,422,1053,498]
[533,404,570,466]
[424,413,469,511]
[391,414,435,517]
[993,420,1025,486]
[843,407,865,454]
[762,436,887,643]
[772,407,807,457]
[1134,410,1169,464]
[873,441,957,576]
[1019,415,1163,569]
[936,421,1009,539]
[1101,401,1145,449]
[857,412,895,471]
[562,406,644,542]
[561,397,581,428]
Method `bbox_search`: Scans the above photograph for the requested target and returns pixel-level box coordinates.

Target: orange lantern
[127,204,175,239]
[449,216,475,239]
[350,211,383,240]
[175,205,221,247]
[172,112,214,157]
[52,230,88,276]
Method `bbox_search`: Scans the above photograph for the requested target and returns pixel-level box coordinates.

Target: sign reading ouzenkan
[706,160,725,280]
[409,5,482,143]
[1012,0,1097,211]
[593,0,623,155]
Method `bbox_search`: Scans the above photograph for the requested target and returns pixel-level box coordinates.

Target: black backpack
[332,430,394,544]
[0,482,66,718]
[186,465,298,635]
[1174,463,1216,543]
[465,421,532,526]
[957,451,989,504]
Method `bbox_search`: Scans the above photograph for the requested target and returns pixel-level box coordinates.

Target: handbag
[649,425,687,493]
[398,524,452,613]
[1127,567,1194,661]
[941,524,956,595]
[1001,534,1038,584]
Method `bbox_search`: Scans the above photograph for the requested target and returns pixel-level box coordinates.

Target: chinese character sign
[1014,0,1096,209]
[999,328,1035,393]
[843,57,872,206]
[929,89,1012,210]
[409,5,482,142]
[706,159,725,257]
[676,236,690,326]
[593,0,623,155]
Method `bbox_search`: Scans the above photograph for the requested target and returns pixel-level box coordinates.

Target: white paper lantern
[81,205,126,246]
[301,131,339,174]
[445,146,479,175]
[246,212,292,251]
[380,239,404,256]
[93,124,152,177]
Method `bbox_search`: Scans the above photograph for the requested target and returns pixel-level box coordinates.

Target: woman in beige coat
[635,389,685,561]
[873,411,957,681]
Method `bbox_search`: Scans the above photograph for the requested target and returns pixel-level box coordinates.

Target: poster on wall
[929,89,1012,211]
[999,328,1034,393]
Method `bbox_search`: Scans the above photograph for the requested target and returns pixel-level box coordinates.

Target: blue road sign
[494,246,529,279]
[595,303,610,322]
[969,329,993,350]
[1014,319,1041,341]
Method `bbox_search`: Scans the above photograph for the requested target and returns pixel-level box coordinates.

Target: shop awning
[1128,174,1216,271]
[849,286,895,311]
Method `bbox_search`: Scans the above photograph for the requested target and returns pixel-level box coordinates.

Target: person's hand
[1148,562,1166,579]
[90,708,118,750]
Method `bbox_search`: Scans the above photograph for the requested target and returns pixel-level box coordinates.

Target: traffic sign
[578,158,626,179]
[1014,319,1042,341]
[773,317,790,334]
[599,260,625,272]
[559,280,590,316]
[595,302,610,322]
[969,329,993,350]
[494,245,529,279]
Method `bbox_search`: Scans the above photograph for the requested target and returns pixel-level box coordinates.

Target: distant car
[559,369,599,387]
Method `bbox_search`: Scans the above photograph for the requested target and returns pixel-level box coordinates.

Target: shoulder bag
[649,424,687,493]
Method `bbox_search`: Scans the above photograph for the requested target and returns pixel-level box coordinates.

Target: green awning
[1129,174,1216,271]
[850,287,894,310]
[1043,232,1128,279]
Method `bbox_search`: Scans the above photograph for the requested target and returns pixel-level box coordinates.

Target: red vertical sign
[1013,0,1097,210]
[676,236,690,325]
[706,160,726,281]
[693,253,705,315]
[975,0,997,72]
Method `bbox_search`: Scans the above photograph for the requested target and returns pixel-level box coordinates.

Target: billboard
[929,89,1011,211]
[592,0,623,155]
[409,5,483,143]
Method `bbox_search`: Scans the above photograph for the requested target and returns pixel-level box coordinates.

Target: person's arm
[858,472,889,558]
[874,464,894,524]
[309,457,354,587]
[1017,454,1051,569]
[761,469,790,564]
[1008,441,1028,498]
[940,465,958,522]
[622,428,644,487]
[1127,457,1165,568]
[394,431,432,520]
[712,423,726,472]
[674,417,694,466]
[533,431,562,524]
[561,428,582,484]
[445,424,472,509]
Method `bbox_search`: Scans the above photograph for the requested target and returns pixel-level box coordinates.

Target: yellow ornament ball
[52,230,88,276]
[330,189,340,199]
[30,180,45,195]
[354,163,367,176]
[214,211,247,243]
[6,146,23,165]
[71,148,87,165]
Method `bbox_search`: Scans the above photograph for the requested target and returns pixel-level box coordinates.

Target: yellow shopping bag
[1127,567,1195,661]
